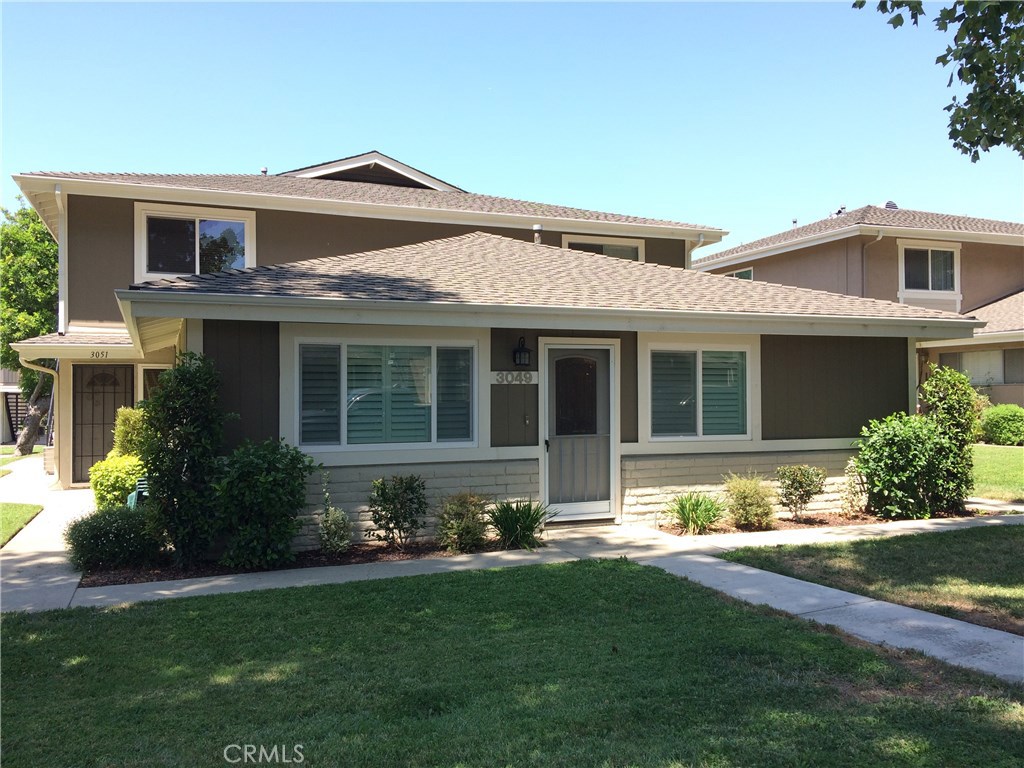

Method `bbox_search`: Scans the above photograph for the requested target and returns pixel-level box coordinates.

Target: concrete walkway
[0,454,92,612]
[2,460,1022,683]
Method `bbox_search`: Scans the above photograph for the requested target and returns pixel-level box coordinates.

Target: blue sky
[2,2,1021,255]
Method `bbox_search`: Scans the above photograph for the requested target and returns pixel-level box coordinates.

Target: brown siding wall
[204,320,280,449]
[761,335,908,439]
[961,241,1024,311]
[64,194,692,327]
[490,328,638,446]
[68,195,135,324]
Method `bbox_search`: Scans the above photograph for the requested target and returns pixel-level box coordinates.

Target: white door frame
[538,337,620,522]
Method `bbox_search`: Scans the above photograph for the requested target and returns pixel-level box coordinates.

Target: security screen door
[545,347,612,521]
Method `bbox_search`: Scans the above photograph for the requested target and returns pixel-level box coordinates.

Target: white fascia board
[11,340,140,361]
[116,289,982,340]
[696,225,1024,271]
[282,152,464,192]
[918,330,1024,349]
[14,175,725,243]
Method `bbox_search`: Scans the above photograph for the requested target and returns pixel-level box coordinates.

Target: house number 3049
[494,371,534,385]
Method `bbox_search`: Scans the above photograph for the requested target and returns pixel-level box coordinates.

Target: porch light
[513,337,532,367]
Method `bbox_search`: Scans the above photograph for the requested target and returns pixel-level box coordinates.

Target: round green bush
[980,404,1024,446]
[437,492,489,552]
[89,454,146,511]
[723,473,775,530]
[64,505,163,571]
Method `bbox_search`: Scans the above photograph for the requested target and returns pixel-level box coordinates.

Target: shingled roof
[697,205,1024,265]
[129,231,974,324]
[20,171,717,232]
[970,291,1024,335]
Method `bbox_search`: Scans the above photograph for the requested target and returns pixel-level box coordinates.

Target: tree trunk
[14,376,50,455]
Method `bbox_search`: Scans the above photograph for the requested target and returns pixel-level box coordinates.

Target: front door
[72,365,134,483]
[545,347,613,521]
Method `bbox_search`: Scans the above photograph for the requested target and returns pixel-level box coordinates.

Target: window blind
[300,345,341,444]
[701,351,746,436]
[437,347,473,441]
[651,351,697,436]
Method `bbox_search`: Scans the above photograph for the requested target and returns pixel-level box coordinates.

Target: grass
[973,444,1024,502]
[0,502,43,547]
[723,527,1024,635]
[0,444,44,469]
[3,560,1023,768]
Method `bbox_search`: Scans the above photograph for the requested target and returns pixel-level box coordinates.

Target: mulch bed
[78,541,504,589]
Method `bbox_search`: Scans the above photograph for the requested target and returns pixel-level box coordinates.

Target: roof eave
[14,174,725,242]
[115,288,982,340]
[696,224,1024,270]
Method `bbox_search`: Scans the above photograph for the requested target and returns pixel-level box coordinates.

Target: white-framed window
[650,346,749,438]
[724,268,753,280]
[898,239,961,302]
[940,349,1024,386]
[136,364,172,402]
[561,234,646,262]
[298,340,476,448]
[134,203,256,283]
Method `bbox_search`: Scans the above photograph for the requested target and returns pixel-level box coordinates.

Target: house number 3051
[494,371,534,385]
[89,351,109,359]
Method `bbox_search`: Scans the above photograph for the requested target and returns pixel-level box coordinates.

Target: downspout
[54,184,69,334]
[860,229,883,298]
[687,233,705,269]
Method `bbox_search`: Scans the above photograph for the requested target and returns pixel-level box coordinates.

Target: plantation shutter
[300,345,341,444]
[651,351,697,436]
[387,346,432,444]
[437,347,473,441]
[346,346,386,444]
[701,351,746,436]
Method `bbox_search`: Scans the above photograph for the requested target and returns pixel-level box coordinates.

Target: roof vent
[828,205,847,219]
[260,167,268,176]
[885,200,898,209]
[533,224,543,244]
[792,218,798,228]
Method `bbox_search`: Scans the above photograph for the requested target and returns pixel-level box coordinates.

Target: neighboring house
[696,205,1024,406]
[1,367,23,444]
[10,155,978,534]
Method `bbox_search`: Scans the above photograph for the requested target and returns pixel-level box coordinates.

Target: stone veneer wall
[621,450,854,528]
[293,459,540,551]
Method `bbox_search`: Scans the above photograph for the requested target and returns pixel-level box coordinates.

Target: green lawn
[974,444,1024,502]
[0,502,43,547]
[3,560,1022,768]
[0,444,43,469]
[723,527,1024,635]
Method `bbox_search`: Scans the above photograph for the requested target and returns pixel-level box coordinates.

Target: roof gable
[278,150,464,192]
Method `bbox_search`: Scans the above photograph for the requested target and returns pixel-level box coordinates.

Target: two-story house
[10,156,979,532]
[696,205,1024,407]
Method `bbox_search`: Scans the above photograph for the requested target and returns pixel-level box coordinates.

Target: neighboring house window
[650,349,748,437]
[134,203,256,282]
[299,342,474,447]
[724,268,753,280]
[898,240,961,304]
[940,349,1024,386]
[561,234,645,262]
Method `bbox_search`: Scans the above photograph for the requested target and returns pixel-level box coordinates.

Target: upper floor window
[135,203,256,282]
[724,268,753,280]
[562,234,645,262]
[898,239,960,299]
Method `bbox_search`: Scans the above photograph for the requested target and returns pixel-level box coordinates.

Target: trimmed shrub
[110,406,147,458]
[855,413,961,519]
[665,492,724,535]
[368,475,427,550]
[775,465,826,521]
[318,472,352,555]
[64,505,163,571]
[920,364,976,510]
[216,439,318,570]
[840,457,867,518]
[139,353,225,567]
[487,499,556,550]
[89,454,145,511]
[723,473,775,530]
[436,492,489,553]
[980,404,1024,446]
[972,389,992,442]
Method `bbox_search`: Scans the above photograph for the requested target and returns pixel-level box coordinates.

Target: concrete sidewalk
[0,454,91,612]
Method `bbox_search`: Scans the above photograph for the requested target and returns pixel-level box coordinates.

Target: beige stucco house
[696,205,1024,406]
[10,156,980,534]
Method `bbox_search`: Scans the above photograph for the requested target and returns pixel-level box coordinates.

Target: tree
[0,202,58,454]
[854,1,1024,161]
